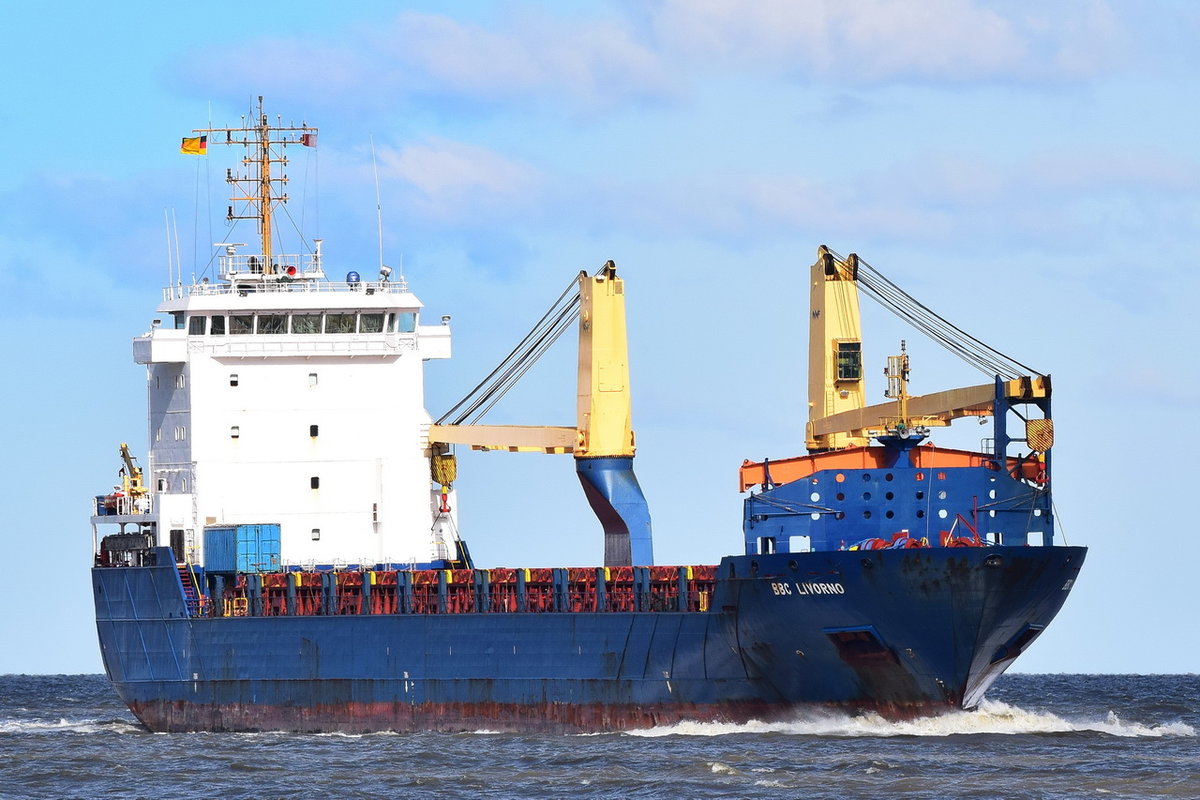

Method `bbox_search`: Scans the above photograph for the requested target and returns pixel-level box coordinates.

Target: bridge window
[326,313,355,333]
[257,314,286,334]
[292,314,321,334]
[836,341,862,380]
[398,312,417,333]
[210,315,226,335]
[230,315,253,335]
[188,316,206,335]
[360,313,384,333]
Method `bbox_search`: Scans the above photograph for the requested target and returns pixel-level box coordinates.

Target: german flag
[180,135,207,155]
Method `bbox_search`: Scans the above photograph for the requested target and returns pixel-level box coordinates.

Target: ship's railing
[164,277,409,301]
[220,252,319,276]
[207,565,717,618]
[92,493,152,517]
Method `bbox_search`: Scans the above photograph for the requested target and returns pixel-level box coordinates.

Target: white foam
[627,700,1195,739]
[0,717,142,735]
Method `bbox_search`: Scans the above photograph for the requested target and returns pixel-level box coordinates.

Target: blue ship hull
[93,545,1085,733]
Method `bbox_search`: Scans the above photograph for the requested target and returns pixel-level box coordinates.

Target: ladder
[177,564,202,617]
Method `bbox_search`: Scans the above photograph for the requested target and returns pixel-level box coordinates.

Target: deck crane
[740,246,1052,490]
[118,442,148,502]
[427,261,653,568]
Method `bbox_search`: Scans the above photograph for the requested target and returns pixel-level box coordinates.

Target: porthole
[810,492,821,502]
[885,473,894,482]
[885,492,894,501]
[916,491,925,500]
[836,493,845,501]
[862,492,872,501]
[937,490,947,500]
[916,510,925,518]
[862,473,872,481]
[988,489,996,499]
[835,473,845,483]
[810,513,820,521]
[937,509,948,519]
[885,510,895,519]
[863,510,872,519]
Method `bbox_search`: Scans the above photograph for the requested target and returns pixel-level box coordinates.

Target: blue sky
[1,0,1197,675]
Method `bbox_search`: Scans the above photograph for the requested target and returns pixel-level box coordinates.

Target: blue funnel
[576,456,654,567]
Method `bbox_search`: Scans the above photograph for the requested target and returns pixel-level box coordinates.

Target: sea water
[0,674,1195,799]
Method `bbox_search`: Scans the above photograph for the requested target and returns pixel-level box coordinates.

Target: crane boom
[807,246,869,451]
[800,245,1052,463]
[118,442,147,498]
[428,261,653,566]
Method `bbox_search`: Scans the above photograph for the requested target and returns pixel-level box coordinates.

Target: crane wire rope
[828,249,1043,379]
[437,271,586,426]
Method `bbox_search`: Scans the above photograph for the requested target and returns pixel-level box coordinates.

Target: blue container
[237,524,281,572]
[204,524,281,573]
[203,527,236,573]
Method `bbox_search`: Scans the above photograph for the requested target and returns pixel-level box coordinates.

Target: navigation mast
[191,96,317,272]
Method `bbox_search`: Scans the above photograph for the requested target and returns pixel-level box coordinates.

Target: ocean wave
[0,717,143,735]
[626,700,1196,739]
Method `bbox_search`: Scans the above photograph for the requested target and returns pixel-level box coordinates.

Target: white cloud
[182,2,1126,117]
[381,11,673,105]
[525,145,1200,256]
[375,138,543,221]
[651,0,1124,83]
[189,8,675,113]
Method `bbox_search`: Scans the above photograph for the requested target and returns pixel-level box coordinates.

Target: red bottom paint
[129,697,960,734]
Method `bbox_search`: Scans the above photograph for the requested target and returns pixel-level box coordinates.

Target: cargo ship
[91,101,1085,733]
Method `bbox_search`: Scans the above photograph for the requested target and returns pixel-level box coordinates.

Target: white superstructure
[133,249,455,567]
[96,99,462,570]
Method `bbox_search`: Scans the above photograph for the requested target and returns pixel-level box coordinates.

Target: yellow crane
[118,442,148,501]
[743,246,1052,490]
[804,246,1050,451]
[427,262,652,567]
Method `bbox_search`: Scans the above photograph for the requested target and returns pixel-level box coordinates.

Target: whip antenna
[371,134,385,275]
